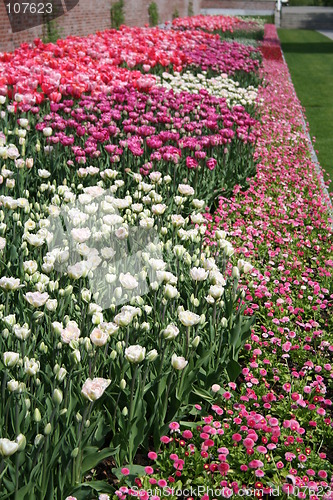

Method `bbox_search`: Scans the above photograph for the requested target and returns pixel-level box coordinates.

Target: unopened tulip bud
[56,367,67,382]
[122,407,128,416]
[83,337,92,353]
[2,329,9,340]
[232,266,240,280]
[120,379,126,390]
[191,297,200,307]
[26,158,34,169]
[64,285,73,296]
[116,341,123,354]
[192,336,200,348]
[221,317,228,328]
[71,447,79,458]
[72,349,81,364]
[171,354,188,371]
[44,423,52,435]
[16,434,26,451]
[32,311,44,322]
[7,379,19,392]
[76,412,82,423]
[39,342,48,354]
[52,389,63,406]
[147,349,158,362]
[34,434,44,447]
[81,288,91,303]
[92,312,103,325]
[110,350,117,360]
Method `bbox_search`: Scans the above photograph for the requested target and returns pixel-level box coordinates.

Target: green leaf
[192,387,214,402]
[112,464,146,485]
[69,480,115,499]
[81,446,119,475]
[226,359,242,381]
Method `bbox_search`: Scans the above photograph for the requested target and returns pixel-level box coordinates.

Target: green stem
[185,326,190,357]
[128,364,139,425]
[74,403,92,485]
[14,399,19,499]
[0,459,6,492]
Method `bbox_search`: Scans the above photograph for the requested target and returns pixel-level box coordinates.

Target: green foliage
[188,0,194,16]
[172,9,180,20]
[42,19,62,44]
[148,2,159,26]
[111,0,125,29]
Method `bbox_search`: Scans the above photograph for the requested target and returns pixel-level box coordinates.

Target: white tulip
[3,352,20,367]
[162,324,179,340]
[171,354,188,371]
[0,277,21,291]
[190,267,208,282]
[178,310,201,327]
[119,273,138,290]
[0,438,19,457]
[24,291,49,307]
[125,345,146,364]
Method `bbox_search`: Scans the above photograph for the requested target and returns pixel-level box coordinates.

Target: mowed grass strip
[278,29,333,191]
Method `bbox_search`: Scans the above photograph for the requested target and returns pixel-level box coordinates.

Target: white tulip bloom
[190,267,209,282]
[0,277,22,291]
[178,310,201,327]
[81,377,111,402]
[13,324,31,340]
[119,273,139,290]
[178,184,194,196]
[24,357,40,376]
[0,438,19,457]
[162,324,179,340]
[60,321,80,344]
[24,291,49,307]
[3,352,20,367]
[209,285,224,299]
[171,354,188,371]
[164,284,178,299]
[125,345,146,364]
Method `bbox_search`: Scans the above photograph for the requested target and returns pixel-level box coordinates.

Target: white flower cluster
[156,71,260,107]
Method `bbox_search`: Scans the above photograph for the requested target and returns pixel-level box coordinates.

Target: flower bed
[172,15,265,41]
[0,26,260,103]
[114,25,333,500]
[0,17,332,500]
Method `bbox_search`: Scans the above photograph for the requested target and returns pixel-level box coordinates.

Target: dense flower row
[156,71,260,108]
[113,25,333,499]
[172,14,244,32]
[172,15,265,40]
[0,26,259,104]
[32,84,258,202]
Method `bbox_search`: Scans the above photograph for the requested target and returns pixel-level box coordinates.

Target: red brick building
[0,0,201,53]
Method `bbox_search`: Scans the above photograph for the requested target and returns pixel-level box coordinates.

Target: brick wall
[0,0,202,53]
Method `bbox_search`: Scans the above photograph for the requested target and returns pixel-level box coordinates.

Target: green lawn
[278,29,333,191]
